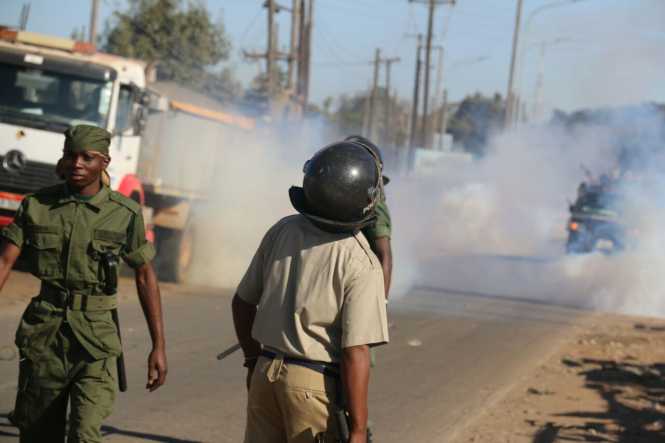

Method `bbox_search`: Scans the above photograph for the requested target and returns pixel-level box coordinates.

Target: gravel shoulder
[454,312,665,443]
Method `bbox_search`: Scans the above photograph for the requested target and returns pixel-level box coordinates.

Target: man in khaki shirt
[232,141,389,443]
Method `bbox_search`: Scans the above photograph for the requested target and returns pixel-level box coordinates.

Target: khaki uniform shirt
[237,214,389,363]
[1,184,155,360]
[362,200,392,240]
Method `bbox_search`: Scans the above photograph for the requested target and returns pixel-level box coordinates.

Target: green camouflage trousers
[13,323,116,443]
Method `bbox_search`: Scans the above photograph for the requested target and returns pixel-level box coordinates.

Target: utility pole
[531,42,546,122]
[89,0,99,44]
[266,0,276,97]
[297,0,306,100]
[433,46,444,149]
[366,49,400,143]
[287,0,300,91]
[439,89,448,150]
[368,48,382,141]
[409,0,455,148]
[409,34,423,149]
[504,0,523,129]
[422,0,435,147]
[19,3,31,31]
[302,0,314,107]
[362,84,371,137]
[384,57,399,146]
[244,1,305,106]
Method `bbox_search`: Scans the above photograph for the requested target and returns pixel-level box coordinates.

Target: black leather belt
[260,350,340,379]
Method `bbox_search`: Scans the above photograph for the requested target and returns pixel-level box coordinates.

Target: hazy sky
[1,0,664,114]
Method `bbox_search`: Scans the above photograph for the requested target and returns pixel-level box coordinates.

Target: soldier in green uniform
[346,136,393,298]
[0,125,168,443]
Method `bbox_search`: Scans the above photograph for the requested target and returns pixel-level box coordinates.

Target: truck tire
[154,223,195,283]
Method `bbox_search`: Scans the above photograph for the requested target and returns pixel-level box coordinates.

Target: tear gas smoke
[187,122,327,288]
[181,104,665,319]
[389,105,665,318]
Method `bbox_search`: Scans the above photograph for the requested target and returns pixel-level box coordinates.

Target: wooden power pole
[366,49,400,142]
[368,48,382,141]
[408,0,455,148]
[19,3,31,31]
[505,0,524,128]
[89,0,99,44]
[243,0,307,105]
[409,34,423,149]
[384,57,399,146]
[287,0,300,91]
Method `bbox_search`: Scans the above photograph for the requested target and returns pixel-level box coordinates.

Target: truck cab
[0,28,148,226]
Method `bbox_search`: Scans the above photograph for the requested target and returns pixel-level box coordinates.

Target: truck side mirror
[133,106,148,136]
[138,88,168,112]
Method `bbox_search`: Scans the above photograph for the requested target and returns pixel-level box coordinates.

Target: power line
[238,6,265,48]
[313,60,373,67]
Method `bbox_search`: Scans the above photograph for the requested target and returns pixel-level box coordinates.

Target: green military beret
[64,125,111,156]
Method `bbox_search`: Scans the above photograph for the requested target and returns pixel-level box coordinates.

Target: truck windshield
[0,61,112,131]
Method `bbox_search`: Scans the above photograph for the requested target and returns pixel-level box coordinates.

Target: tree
[323,90,410,147]
[447,92,505,157]
[200,67,243,103]
[104,0,231,89]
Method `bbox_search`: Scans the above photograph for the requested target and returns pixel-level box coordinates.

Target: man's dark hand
[246,366,255,391]
[146,347,167,392]
[349,430,367,443]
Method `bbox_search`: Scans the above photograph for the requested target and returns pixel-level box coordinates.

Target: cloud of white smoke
[389,105,665,318]
[187,121,327,288]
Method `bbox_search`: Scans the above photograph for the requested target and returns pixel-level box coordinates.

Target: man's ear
[55,158,65,179]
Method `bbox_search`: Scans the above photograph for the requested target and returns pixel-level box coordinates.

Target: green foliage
[321,91,410,147]
[447,92,505,157]
[104,0,231,88]
[330,93,368,136]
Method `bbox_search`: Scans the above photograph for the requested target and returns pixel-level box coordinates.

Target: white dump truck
[0,27,255,281]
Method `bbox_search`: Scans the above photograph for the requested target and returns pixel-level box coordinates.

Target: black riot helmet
[344,135,390,185]
[289,141,382,232]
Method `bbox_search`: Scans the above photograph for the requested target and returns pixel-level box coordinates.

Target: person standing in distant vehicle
[346,136,393,299]
[0,125,167,443]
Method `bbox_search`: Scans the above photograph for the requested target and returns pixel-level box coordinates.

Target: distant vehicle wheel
[154,222,195,283]
[566,233,593,254]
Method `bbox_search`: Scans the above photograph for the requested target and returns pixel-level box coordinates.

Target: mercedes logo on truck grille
[2,150,27,174]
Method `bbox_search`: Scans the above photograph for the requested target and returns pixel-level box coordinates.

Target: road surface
[0,270,583,442]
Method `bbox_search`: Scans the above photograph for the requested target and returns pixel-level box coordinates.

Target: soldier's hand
[246,365,256,391]
[146,347,167,392]
[349,431,367,443]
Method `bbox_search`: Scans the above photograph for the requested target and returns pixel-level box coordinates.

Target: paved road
[0,271,584,442]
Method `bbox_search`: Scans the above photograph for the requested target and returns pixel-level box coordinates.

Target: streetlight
[504,0,595,128]
[517,37,573,122]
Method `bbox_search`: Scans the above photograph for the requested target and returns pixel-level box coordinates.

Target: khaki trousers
[244,355,340,443]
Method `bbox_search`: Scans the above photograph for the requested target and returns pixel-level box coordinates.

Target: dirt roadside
[454,312,665,443]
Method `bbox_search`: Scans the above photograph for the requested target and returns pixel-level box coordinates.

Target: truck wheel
[154,223,195,283]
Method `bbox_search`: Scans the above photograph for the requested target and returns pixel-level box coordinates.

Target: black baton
[102,252,127,392]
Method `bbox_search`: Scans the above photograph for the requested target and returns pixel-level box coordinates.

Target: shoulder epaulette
[33,184,64,197]
[29,183,65,204]
[109,191,141,214]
